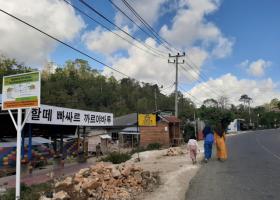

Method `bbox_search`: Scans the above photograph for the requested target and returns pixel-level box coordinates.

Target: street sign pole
[16,108,22,200]
[8,108,31,199]
[2,71,41,200]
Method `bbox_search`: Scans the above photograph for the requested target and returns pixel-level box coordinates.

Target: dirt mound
[40,162,159,200]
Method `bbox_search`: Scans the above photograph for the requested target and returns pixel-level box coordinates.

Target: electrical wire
[179,64,222,98]
[0,8,174,97]
[121,0,177,53]
[107,0,161,44]
[63,0,167,60]
[0,8,130,78]
[79,0,168,58]
[178,85,204,105]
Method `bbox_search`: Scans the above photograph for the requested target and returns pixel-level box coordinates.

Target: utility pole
[154,88,158,111]
[168,52,185,117]
[194,111,197,138]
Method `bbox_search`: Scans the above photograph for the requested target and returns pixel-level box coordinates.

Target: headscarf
[203,126,212,138]
[215,124,224,137]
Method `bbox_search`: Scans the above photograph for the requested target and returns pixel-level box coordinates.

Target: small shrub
[101,152,131,164]
[1,183,51,200]
[146,143,162,150]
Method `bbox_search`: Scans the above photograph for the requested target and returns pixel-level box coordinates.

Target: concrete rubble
[40,162,159,200]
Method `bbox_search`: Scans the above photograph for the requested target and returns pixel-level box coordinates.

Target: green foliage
[0,56,33,89]
[1,183,51,200]
[146,143,162,150]
[198,104,234,129]
[38,58,179,115]
[101,152,131,164]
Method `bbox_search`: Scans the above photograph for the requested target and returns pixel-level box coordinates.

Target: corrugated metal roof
[100,134,112,139]
[113,113,138,126]
[161,115,181,123]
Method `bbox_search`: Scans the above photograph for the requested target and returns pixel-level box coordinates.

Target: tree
[203,98,218,108]
[0,55,33,89]
[217,96,230,110]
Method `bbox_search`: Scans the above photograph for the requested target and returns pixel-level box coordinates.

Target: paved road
[186,129,280,200]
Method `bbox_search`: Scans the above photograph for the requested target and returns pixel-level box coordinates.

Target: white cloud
[186,73,280,106]
[0,0,85,65]
[114,0,167,28]
[238,59,271,77]
[181,47,208,82]
[247,59,271,77]
[102,38,209,88]
[160,0,233,57]
[82,26,132,55]
[84,0,233,87]
[102,38,173,86]
[239,59,249,68]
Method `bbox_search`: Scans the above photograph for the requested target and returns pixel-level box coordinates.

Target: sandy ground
[126,142,204,200]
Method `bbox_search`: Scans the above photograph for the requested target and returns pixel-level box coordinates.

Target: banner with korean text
[26,104,113,126]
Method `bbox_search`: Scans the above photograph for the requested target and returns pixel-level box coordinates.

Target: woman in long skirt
[214,126,228,161]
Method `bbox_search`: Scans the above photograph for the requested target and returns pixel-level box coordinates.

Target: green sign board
[2,71,41,110]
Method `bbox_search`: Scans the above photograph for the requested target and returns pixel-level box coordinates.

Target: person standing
[96,143,101,158]
[187,135,199,164]
[203,125,214,163]
[214,124,228,161]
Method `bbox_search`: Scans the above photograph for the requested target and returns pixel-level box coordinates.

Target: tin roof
[113,113,138,127]
[161,115,181,123]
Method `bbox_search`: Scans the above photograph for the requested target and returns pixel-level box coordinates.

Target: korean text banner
[2,71,40,110]
[26,104,113,126]
[138,114,156,126]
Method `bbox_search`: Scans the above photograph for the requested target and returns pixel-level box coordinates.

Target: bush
[146,143,162,150]
[101,152,131,164]
[1,183,51,200]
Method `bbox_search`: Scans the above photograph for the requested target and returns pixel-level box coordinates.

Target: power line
[79,0,168,58]
[121,0,176,53]
[107,0,160,43]
[0,8,172,95]
[178,85,203,105]
[63,0,167,60]
[0,8,132,79]
[180,64,222,98]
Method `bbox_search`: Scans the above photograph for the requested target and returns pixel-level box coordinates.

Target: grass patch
[101,152,132,164]
[1,182,51,200]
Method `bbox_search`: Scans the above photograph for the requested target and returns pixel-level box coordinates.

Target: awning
[119,126,140,135]
[100,134,112,139]
[0,137,52,148]
[119,132,140,135]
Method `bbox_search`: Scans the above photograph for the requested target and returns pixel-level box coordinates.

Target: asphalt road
[186,129,280,200]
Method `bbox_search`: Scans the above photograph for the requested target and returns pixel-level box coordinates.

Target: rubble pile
[40,162,159,200]
[166,148,183,156]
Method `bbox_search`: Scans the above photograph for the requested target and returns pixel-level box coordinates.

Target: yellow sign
[138,114,156,126]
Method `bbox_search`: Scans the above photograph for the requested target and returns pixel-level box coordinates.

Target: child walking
[187,135,199,164]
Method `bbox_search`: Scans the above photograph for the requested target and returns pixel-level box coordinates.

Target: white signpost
[1,71,41,200]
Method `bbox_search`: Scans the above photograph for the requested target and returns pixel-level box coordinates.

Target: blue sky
[1,0,280,105]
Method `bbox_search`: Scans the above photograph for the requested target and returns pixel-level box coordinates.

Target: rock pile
[40,162,159,200]
[166,148,183,156]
